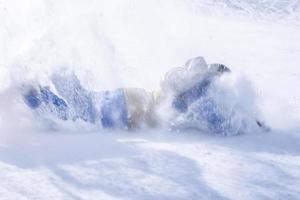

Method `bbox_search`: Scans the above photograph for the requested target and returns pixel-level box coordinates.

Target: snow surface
[0,0,300,199]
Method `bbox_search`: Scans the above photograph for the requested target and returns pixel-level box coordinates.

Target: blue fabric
[40,87,68,109]
[51,73,96,123]
[40,87,69,120]
[192,97,227,135]
[173,78,231,135]
[24,87,69,120]
[24,87,68,110]
[23,86,128,128]
[24,89,41,109]
[100,89,128,128]
[173,78,211,112]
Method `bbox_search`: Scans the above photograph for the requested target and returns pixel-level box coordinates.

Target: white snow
[0,0,300,199]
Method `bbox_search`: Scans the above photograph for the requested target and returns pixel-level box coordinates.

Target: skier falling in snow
[22,57,269,136]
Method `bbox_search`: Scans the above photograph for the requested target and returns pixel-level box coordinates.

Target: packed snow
[0,0,300,199]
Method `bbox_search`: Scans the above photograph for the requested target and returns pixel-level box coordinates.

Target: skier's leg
[22,73,96,123]
[23,87,41,109]
[51,73,97,123]
[23,85,69,120]
[100,89,128,129]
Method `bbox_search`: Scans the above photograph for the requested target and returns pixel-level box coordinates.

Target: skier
[22,57,268,135]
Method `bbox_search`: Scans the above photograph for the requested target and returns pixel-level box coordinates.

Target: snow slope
[1,131,300,199]
[0,0,300,199]
[188,0,300,24]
